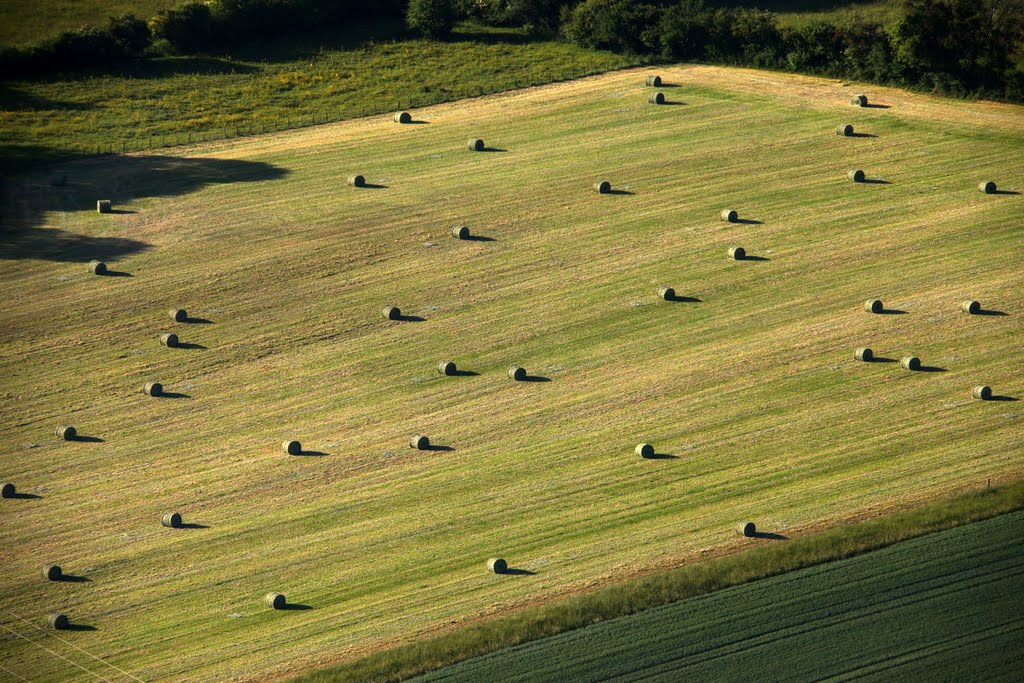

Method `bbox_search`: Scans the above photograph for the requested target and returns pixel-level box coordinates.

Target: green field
[415,509,1024,682]
[1,64,1022,682]
[0,0,177,47]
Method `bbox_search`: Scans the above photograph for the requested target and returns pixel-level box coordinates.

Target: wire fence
[73,63,643,159]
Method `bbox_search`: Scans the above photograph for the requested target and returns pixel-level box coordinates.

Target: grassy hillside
[415,508,1024,682]
[1,64,1022,682]
[0,0,177,48]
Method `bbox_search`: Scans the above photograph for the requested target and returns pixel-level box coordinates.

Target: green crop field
[415,508,1024,682]
[0,0,177,47]
[1,64,1022,682]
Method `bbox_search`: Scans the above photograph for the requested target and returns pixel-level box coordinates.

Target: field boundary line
[0,619,111,682]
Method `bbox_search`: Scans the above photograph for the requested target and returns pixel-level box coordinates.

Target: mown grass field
[415,508,1024,682]
[1,64,1022,682]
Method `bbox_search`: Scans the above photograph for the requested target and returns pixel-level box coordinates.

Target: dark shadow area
[57,574,91,583]
[159,392,190,399]
[993,190,1020,195]
[2,155,288,261]
[296,450,328,457]
[10,492,42,499]
[64,623,97,631]
[989,395,1018,401]
[879,309,907,315]
[661,101,686,106]
[103,269,133,277]
[740,255,770,261]
[917,365,947,373]
[107,209,136,215]
[408,120,430,125]
[753,531,789,540]
[871,356,897,363]
[464,235,496,242]
[735,218,762,225]
[644,453,680,460]
[176,342,207,350]
[451,28,547,46]
[425,444,455,452]
[502,568,537,576]
[850,132,878,138]
[281,603,313,611]
[360,183,388,189]
[0,84,94,111]
[862,179,891,185]
[521,375,551,382]
[864,103,890,109]
[396,315,425,322]
[480,147,506,153]
[72,435,104,443]
[976,309,1008,316]
[184,317,213,324]
[666,296,702,303]
[607,189,634,195]
[452,369,479,377]
[178,522,209,529]
[656,83,680,88]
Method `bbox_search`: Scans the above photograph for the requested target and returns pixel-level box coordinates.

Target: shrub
[407,0,460,39]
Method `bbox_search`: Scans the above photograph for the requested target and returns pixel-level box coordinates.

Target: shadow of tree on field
[1,154,288,262]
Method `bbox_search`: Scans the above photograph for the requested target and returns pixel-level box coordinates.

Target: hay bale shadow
[396,314,425,322]
[660,101,685,106]
[176,342,207,350]
[752,531,788,540]
[99,269,133,277]
[464,235,496,242]
[993,190,1020,195]
[360,183,388,189]
[503,568,537,576]
[742,255,770,261]
[184,317,213,324]
[480,147,506,153]
[917,365,947,372]
[735,218,762,225]
[10,492,42,499]
[864,103,890,109]
[861,179,891,185]
[606,189,634,195]
[107,209,137,215]
[281,603,313,611]
[990,395,1018,401]
[521,375,550,382]
[871,356,898,363]
[72,435,104,443]
[407,120,430,125]
[65,623,97,631]
[976,309,1008,316]
[452,369,479,376]
[159,392,190,399]
[644,452,679,460]
[665,295,701,303]
[295,450,329,457]
[425,444,455,452]
[879,309,907,315]
[849,132,878,138]
[56,574,90,583]
[179,522,210,529]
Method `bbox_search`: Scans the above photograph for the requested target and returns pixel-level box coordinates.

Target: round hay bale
[658,286,675,301]
[56,425,76,441]
[347,174,365,188]
[646,75,662,87]
[48,613,69,630]
[507,365,526,381]
[836,124,853,136]
[961,300,981,314]
[978,181,996,194]
[144,382,163,397]
[160,333,179,348]
[487,558,507,574]
[594,181,611,194]
[394,111,412,124]
[169,308,187,322]
[972,385,992,400]
[854,347,873,362]
[97,200,111,213]
[451,225,470,240]
[848,169,865,183]
[410,434,429,450]
[728,246,746,260]
[88,260,107,275]
[468,139,484,152]
[736,521,756,537]
[900,356,921,371]
[0,482,14,498]
[162,512,182,528]
[42,564,62,581]
[720,209,738,223]
[635,443,654,458]
[864,299,883,314]
[851,94,867,107]
[382,305,401,320]
[437,360,456,376]
[264,592,286,609]
[648,92,665,105]
[282,440,301,456]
